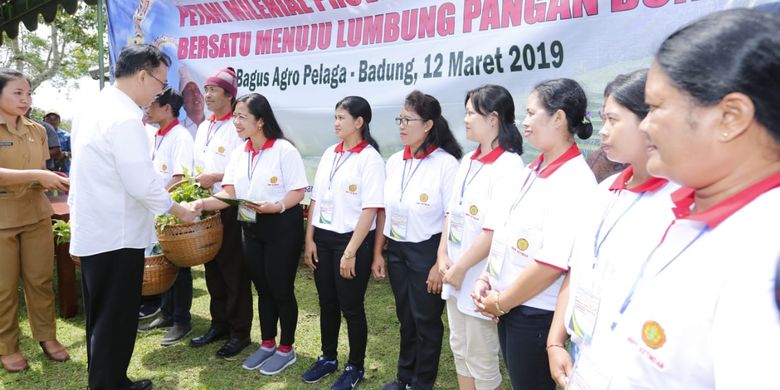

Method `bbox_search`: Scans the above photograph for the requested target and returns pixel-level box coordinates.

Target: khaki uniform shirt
[0,115,53,228]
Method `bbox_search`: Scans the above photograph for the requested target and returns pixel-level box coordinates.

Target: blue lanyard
[610,224,708,331]
[328,151,353,190]
[247,149,264,181]
[592,192,645,263]
[203,120,227,152]
[151,133,167,161]
[507,159,543,218]
[458,160,485,205]
[399,158,424,202]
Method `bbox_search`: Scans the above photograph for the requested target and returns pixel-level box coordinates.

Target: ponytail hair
[465,85,523,155]
[404,90,462,159]
[532,78,593,140]
[336,96,380,153]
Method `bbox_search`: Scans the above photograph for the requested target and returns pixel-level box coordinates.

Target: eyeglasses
[147,71,169,90]
[395,117,426,126]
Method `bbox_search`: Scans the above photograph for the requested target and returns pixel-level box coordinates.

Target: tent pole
[97,0,105,90]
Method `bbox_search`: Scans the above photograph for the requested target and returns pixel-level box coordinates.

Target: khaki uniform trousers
[0,217,56,354]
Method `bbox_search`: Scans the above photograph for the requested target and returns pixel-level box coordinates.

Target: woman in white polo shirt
[194,93,307,376]
[302,96,385,390]
[544,70,678,388]
[371,90,461,390]
[578,10,780,389]
[472,78,597,390]
[438,84,525,390]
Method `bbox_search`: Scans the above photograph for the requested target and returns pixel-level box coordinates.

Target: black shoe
[137,317,173,333]
[216,337,251,360]
[381,380,410,390]
[161,323,192,346]
[189,327,229,347]
[130,379,153,390]
[138,304,161,320]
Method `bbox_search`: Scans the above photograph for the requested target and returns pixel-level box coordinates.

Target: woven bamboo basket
[156,212,223,267]
[70,254,178,296]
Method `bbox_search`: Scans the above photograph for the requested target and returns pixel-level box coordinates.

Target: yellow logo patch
[642,320,666,349]
[419,193,429,202]
[217,146,225,154]
[469,205,478,216]
[161,164,168,173]
[516,238,529,251]
[270,176,278,184]
[348,184,358,193]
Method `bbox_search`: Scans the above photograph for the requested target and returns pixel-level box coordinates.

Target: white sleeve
[310,151,330,202]
[360,152,385,209]
[439,156,459,215]
[171,132,194,175]
[281,144,308,192]
[109,119,172,215]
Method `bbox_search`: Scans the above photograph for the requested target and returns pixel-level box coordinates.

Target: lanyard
[203,120,227,153]
[399,158,424,202]
[506,159,544,220]
[151,134,167,161]
[328,152,353,190]
[592,192,645,263]
[610,224,708,331]
[246,149,264,181]
[458,160,485,205]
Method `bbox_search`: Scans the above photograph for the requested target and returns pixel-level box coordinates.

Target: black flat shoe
[216,337,251,359]
[189,327,228,348]
[130,379,153,390]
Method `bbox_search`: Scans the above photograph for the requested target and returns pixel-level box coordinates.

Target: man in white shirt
[69,44,198,390]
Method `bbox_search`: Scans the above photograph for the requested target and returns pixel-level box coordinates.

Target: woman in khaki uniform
[0,69,70,372]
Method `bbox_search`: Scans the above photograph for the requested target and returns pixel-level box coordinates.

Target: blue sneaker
[331,364,364,390]
[301,355,338,383]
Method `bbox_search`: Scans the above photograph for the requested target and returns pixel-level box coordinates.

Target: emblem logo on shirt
[0,141,13,147]
[419,193,429,202]
[348,184,358,193]
[516,238,529,251]
[161,164,168,173]
[641,320,666,349]
[270,176,279,184]
[469,205,478,216]
[217,146,226,155]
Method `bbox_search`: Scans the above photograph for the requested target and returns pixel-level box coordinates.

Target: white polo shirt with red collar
[441,146,526,318]
[564,167,678,350]
[310,141,385,234]
[193,112,243,192]
[486,145,596,311]
[574,172,780,390]
[383,146,459,243]
[222,138,308,202]
[148,119,194,185]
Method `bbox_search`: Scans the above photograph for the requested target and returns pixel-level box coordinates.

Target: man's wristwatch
[343,250,355,260]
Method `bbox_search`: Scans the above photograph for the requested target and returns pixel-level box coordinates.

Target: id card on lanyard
[319,151,353,225]
[390,158,423,240]
[450,160,484,245]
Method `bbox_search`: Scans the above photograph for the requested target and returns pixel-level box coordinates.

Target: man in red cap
[190,67,253,359]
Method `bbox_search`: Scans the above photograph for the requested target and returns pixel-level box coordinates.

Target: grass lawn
[0,264,484,389]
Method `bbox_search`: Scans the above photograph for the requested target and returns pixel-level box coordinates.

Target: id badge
[319,190,335,225]
[487,230,509,277]
[389,203,409,240]
[567,351,611,390]
[238,204,257,223]
[569,285,601,346]
[449,212,465,245]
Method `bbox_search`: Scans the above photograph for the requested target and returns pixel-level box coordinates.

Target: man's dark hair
[154,88,184,118]
[114,44,171,79]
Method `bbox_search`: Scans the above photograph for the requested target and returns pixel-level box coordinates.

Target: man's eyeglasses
[395,117,426,126]
[147,71,169,90]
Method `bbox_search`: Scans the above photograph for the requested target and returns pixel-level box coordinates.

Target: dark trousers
[497,305,556,390]
[240,204,303,346]
[161,267,192,325]
[81,248,144,390]
[386,235,444,390]
[203,207,252,339]
[313,227,374,368]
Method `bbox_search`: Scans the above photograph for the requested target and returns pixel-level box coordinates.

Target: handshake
[169,199,206,224]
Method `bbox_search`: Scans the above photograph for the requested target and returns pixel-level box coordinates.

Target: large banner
[106,0,770,172]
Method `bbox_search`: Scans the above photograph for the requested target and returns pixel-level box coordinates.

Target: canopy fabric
[0,0,97,44]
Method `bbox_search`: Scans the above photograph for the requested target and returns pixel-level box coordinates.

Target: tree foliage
[1,3,105,91]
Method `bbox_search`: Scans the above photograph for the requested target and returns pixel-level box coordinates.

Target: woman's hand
[371,255,386,280]
[436,252,452,277]
[427,264,443,294]
[339,253,356,279]
[471,277,498,321]
[246,201,282,214]
[36,170,69,192]
[304,239,318,270]
[547,344,573,388]
[195,173,219,189]
[443,262,467,290]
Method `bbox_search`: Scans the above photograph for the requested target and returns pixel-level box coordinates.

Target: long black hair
[336,96,380,153]
[464,85,523,155]
[235,93,287,141]
[656,8,780,143]
[405,90,462,159]
[533,78,593,140]
[604,69,649,120]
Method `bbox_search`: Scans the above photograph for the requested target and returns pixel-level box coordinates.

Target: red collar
[209,112,233,122]
[528,144,580,179]
[403,145,437,160]
[245,138,276,157]
[335,140,369,153]
[156,119,179,137]
[470,146,505,164]
[609,166,668,193]
[671,170,780,228]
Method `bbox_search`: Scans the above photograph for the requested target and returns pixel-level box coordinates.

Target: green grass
[0,265,471,389]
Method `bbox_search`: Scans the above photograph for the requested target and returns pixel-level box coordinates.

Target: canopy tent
[0,0,98,44]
